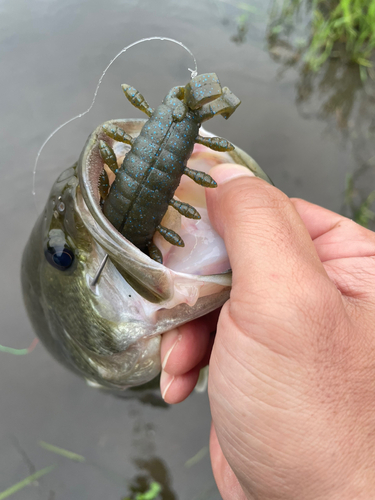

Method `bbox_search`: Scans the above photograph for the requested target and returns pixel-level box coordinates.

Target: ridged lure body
[99,73,241,263]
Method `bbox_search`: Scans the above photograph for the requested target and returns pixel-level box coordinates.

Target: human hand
[160,164,375,500]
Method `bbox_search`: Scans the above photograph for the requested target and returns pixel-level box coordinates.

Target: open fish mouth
[21,119,271,391]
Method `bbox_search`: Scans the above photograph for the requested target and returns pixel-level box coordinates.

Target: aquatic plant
[0,466,55,500]
[268,0,375,78]
[123,481,162,500]
[212,1,266,45]
[267,0,375,226]
[344,172,375,228]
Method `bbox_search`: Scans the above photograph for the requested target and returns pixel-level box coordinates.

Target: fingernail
[161,328,181,371]
[210,164,255,184]
[160,370,175,400]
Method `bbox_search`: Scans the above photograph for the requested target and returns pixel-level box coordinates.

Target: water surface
[1,1,374,498]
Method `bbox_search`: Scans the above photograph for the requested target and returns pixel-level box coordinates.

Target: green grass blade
[135,482,162,500]
[185,446,209,468]
[0,465,55,500]
[0,338,38,355]
[267,0,375,72]
[39,441,85,462]
[0,346,29,355]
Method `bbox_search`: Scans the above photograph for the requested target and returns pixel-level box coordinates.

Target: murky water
[1,0,374,498]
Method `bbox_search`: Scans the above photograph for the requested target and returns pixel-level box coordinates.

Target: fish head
[22,119,271,391]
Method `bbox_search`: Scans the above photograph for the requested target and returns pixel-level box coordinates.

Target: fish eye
[45,245,74,271]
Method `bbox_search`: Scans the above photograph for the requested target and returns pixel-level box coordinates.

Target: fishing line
[32,37,198,212]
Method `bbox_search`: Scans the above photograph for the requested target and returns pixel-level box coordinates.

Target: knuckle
[221,178,291,223]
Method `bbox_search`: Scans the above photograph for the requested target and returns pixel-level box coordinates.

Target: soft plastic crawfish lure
[98,73,240,263]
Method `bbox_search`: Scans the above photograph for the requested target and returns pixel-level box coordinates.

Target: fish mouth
[77,118,271,282]
[73,119,271,388]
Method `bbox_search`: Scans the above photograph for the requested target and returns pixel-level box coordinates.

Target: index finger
[291,198,375,261]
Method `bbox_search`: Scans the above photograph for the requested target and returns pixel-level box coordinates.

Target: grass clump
[269,0,375,77]
[344,173,375,228]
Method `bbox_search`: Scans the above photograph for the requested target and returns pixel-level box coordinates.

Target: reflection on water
[267,5,375,228]
[344,164,375,228]
[212,0,268,45]
[126,391,169,409]
[3,432,177,499]
[115,376,169,409]
[127,457,176,500]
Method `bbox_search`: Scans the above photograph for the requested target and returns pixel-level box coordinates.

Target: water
[1,0,374,498]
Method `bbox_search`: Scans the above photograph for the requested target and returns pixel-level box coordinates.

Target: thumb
[206,164,336,339]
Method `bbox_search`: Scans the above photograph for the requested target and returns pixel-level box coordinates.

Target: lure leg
[147,241,163,264]
[184,166,217,188]
[156,225,184,247]
[102,124,134,148]
[98,169,110,203]
[98,138,123,203]
[121,84,154,117]
[195,135,234,152]
[169,198,201,219]
[98,140,117,202]
[98,140,119,174]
